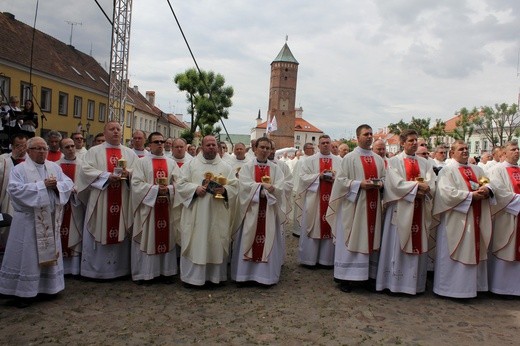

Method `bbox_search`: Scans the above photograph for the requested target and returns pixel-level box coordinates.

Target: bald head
[372,139,386,158]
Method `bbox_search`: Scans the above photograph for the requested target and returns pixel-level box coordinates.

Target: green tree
[471,103,519,146]
[430,118,447,146]
[388,119,409,136]
[174,68,234,139]
[388,116,432,138]
[451,107,474,142]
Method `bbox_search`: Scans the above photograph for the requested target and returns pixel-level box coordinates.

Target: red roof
[167,114,189,129]
[256,117,323,133]
[444,114,461,132]
[0,12,109,94]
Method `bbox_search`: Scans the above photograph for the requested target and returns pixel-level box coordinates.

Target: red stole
[319,157,333,239]
[506,166,520,261]
[176,161,184,168]
[251,164,270,262]
[59,162,76,257]
[404,157,423,254]
[458,166,482,264]
[152,158,170,254]
[106,148,123,244]
[360,155,379,253]
[12,157,25,165]
[47,150,61,162]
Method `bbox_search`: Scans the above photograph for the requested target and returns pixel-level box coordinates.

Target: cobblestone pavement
[1,230,519,345]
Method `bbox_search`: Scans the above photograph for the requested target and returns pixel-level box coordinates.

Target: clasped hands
[472,186,491,200]
[360,179,383,190]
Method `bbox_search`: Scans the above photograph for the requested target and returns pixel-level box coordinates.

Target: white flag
[267,116,278,133]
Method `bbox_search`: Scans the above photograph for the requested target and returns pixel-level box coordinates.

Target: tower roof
[272,43,299,64]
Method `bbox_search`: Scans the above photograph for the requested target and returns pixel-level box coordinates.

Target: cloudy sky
[3,0,520,139]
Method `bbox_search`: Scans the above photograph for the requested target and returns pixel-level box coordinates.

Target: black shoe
[364,279,377,293]
[161,276,175,285]
[339,282,352,293]
[292,233,300,238]
[134,280,151,286]
[12,298,32,309]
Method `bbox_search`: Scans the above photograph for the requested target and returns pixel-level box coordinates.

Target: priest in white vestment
[433,140,495,298]
[488,141,520,296]
[77,121,138,279]
[170,137,193,253]
[228,142,251,233]
[132,130,150,158]
[376,130,436,295]
[0,134,27,260]
[268,141,293,252]
[296,135,341,266]
[227,142,250,174]
[0,137,73,303]
[57,138,85,275]
[291,144,314,237]
[326,125,385,293]
[175,135,238,286]
[231,137,286,285]
[131,132,180,283]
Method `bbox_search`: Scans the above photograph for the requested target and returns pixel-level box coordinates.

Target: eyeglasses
[29,147,48,151]
[151,140,165,144]
[63,145,75,149]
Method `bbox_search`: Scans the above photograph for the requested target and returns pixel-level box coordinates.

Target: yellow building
[0,12,135,145]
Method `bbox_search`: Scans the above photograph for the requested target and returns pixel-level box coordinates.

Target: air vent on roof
[71,66,82,76]
[85,71,96,81]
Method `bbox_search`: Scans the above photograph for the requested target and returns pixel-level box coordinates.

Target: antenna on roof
[285,34,288,42]
[65,20,82,46]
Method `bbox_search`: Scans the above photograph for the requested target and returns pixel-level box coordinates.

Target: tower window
[285,68,288,72]
[284,76,287,80]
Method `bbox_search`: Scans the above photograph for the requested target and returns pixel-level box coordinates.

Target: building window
[296,135,300,140]
[145,119,148,131]
[40,88,52,112]
[58,92,68,115]
[483,140,488,150]
[87,100,95,120]
[98,103,106,122]
[126,111,132,128]
[20,82,32,103]
[139,118,143,130]
[0,76,10,103]
[73,96,82,118]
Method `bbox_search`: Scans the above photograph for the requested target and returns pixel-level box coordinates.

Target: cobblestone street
[1,229,519,345]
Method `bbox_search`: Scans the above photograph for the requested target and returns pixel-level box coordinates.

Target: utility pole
[65,20,82,46]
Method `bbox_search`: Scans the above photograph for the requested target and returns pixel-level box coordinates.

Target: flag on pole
[267,116,278,133]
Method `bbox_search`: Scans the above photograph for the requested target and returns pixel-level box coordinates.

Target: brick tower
[268,42,299,149]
